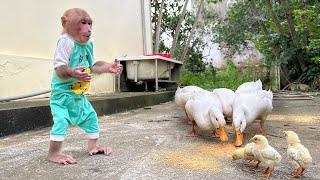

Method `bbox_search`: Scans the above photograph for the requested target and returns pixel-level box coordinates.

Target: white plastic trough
[116,55,183,91]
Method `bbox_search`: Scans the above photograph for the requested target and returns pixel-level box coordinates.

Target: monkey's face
[62,9,93,44]
[72,17,92,44]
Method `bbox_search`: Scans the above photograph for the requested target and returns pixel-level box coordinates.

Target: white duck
[211,88,235,121]
[175,86,206,123]
[235,79,262,94]
[185,92,228,142]
[232,90,273,147]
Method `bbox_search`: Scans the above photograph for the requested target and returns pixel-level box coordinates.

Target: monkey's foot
[47,153,77,165]
[89,146,112,156]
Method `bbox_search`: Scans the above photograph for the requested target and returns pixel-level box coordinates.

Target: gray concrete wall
[0,91,175,137]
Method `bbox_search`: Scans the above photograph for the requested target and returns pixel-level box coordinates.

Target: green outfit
[50,35,99,141]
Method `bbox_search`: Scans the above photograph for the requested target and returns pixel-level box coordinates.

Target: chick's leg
[249,161,261,171]
[262,167,273,178]
[300,168,305,176]
[290,164,299,176]
[291,167,303,178]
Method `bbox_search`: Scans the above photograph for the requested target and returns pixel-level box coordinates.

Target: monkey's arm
[55,65,91,82]
[92,60,122,74]
[55,65,73,79]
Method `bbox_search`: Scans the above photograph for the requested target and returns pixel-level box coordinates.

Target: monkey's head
[61,8,92,44]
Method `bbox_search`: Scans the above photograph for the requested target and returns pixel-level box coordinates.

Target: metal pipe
[155,59,158,91]
[0,90,50,102]
[133,61,138,82]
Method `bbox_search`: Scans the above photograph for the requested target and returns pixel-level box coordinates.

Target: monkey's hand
[107,59,123,74]
[70,66,92,82]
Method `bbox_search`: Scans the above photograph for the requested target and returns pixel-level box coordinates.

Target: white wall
[0,0,152,98]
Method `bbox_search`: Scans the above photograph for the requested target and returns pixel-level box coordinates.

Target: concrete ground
[0,95,319,180]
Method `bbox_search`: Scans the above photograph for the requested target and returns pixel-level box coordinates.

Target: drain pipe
[0,90,51,102]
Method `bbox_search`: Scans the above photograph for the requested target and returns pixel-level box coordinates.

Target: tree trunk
[152,0,160,46]
[280,0,306,71]
[263,0,290,79]
[264,0,284,34]
[250,3,281,61]
[301,14,310,47]
[180,0,204,61]
[169,0,190,56]
[154,0,165,53]
[250,2,289,88]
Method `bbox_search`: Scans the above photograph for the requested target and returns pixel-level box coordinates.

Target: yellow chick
[284,131,312,178]
[232,142,261,170]
[249,135,282,178]
[232,142,256,161]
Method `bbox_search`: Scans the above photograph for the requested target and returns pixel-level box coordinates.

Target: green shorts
[50,93,99,141]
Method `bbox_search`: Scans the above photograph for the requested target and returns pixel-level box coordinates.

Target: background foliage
[214,0,320,88]
[151,0,320,90]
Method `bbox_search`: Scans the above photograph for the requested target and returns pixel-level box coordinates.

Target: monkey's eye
[81,20,92,26]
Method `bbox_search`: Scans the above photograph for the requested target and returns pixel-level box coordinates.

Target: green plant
[179,60,261,90]
[211,0,320,89]
[301,63,320,85]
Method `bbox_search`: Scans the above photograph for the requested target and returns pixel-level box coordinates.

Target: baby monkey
[48,8,122,164]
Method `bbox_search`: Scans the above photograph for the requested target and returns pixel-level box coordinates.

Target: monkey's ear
[61,16,68,28]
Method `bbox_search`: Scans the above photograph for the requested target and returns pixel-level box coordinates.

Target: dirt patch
[268,114,320,123]
[157,143,236,173]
